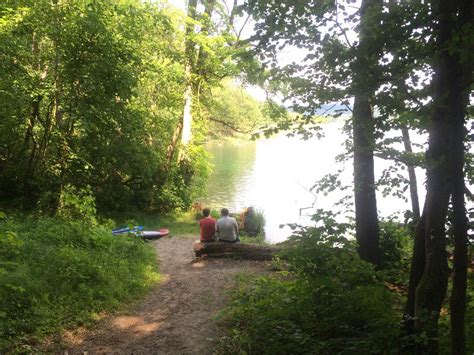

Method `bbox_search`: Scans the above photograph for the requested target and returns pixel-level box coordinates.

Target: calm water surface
[197,121,427,243]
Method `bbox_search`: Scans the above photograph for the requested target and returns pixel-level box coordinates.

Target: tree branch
[465,185,474,201]
[236,13,251,40]
[208,116,253,134]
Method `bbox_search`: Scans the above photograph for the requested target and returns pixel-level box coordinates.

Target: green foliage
[378,220,412,283]
[436,268,474,354]
[0,212,159,352]
[466,270,474,352]
[0,0,253,215]
[194,210,204,221]
[210,209,221,219]
[203,80,274,137]
[57,185,97,224]
[219,210,399,354]
[193,208,220,221]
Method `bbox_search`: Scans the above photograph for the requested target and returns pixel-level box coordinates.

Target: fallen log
[194,241,281,261]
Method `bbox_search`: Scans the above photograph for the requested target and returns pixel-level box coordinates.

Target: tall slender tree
[408,0,473,351]
[165,0,198,168]
[352,0,382,266]
[446,0,472,352]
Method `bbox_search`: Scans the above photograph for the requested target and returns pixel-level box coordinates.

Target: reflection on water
[197,121,427,243]
[201,140,257,211]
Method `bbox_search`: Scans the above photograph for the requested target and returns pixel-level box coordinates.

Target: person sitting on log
[216,208,239,243]
[199,208,217,243]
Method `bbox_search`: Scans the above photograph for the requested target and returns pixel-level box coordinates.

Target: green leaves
[204,80,270,137]
[57,185,97,224]
[0,1,202,213]
[0,0,261,214]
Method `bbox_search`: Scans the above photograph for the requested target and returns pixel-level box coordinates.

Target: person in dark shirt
[199,208,216,242]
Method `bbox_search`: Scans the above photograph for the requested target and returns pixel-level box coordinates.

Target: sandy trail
[62,236,266,354]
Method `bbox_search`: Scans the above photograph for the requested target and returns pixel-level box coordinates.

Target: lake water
[197,120,427,243]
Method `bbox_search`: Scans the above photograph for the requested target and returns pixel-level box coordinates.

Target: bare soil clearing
[60,236,267,354]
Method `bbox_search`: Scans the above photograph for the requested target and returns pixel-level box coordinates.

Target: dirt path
[62,236,266,354]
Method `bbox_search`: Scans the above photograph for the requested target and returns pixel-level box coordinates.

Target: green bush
[210,209,220,219]
[193,208,219,221]
[378,220,412,285]
[0,212,159,352]
[242,208,265,237]
[57,185,97,223]
[379,220,411,269]
[194,210,204,221]
[219,210,399,354]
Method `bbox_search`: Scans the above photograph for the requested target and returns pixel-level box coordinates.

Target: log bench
[194,241,281,261]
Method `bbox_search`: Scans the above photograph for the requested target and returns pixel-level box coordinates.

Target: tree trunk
[399,124,423,347]
[196,0,216,75]
[181,80,193,145]
[164,121,183,170]
[22,96,40,193]
[414,161,450,353]
[180,0,198,147]
[412,0,470,351]
[21,31,42,205]
[194,241,281,261]
[353,95,380,266]
[449,0,472,352]
[401,125,420,221]
[401,209,426,345]
[181,0,216,149]
[450,125,468,355]
[352,0,382,267]
[50,0,67,214]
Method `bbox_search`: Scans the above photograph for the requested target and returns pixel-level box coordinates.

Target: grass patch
[109,211,199,237]
[0,212,159,353]
[239,234,266,245]
[110,211,267,243]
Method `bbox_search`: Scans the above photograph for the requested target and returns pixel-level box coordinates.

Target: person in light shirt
[216,208,239,243]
